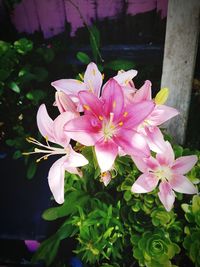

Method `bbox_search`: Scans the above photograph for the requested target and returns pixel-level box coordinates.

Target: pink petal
[169,174,198,194]
[101,78,124,120]
[113,129,150,157]
[131,173,158,193]
[148,105,179,126]
[172,155,198,174]
[124,100,155,128]
[132,80,152,102]
[84,62,102,96]
[55,91,78,114]
[158,181,175,211]
[36,104,55,143]
[144,156,160,171]
[65,145,89,167]
[114,69,138,85]
[78,90,103,116]
[51,79,87,95]
[53,112,78,147]
[144,126,166,153]
[48,156,66,204]
[95,139,118,172]
[131,156,148,173]
[64,115,101,146]
[156,141,175,166]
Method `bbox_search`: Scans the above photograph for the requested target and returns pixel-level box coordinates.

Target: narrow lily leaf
[42,191,89,221]
[76,52,91,64]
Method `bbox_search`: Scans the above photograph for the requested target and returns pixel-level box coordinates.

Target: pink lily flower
[64,79,155,172]
[25,104,88,204]
[51,62,103,111]
[52,62,138,112]
[131,141,198,211]
[132,80,179,153]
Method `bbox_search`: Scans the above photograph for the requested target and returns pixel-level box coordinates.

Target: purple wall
[10,0,168,38]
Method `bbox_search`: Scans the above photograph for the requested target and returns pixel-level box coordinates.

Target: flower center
[102,113,116,140]
[155,166,172,182]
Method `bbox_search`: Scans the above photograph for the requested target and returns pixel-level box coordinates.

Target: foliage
[0,38,55,178]
[31,145,200,267]
[76,25,135,72]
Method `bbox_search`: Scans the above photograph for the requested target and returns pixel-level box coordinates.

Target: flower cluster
[25,62,198,211]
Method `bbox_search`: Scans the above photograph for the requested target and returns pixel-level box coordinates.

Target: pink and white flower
[132,80,179,153]
[64,78,155,172]
[131,141,198,211]
[52,62,138,112]
[25,104,88,204]
[51,62,103,111]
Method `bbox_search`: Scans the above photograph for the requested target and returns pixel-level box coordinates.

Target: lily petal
[84,62,102,96]
[148,105,179,126]
[114,69,138,85]
[64,115,101,146]
[48,156,66,204]
[78,90,103,116]
[169,174,198,194]
[144,126,166,153]
[131,156,148,173]
[172,155,198,174]
[132,80,152,102]
[95,139,118,172]
[113,129,150,157]
[156,141,175,166]
[101,78,124,120]
[124,100,155,128]
[53,112,78,147]
[65,146,89,167]
[144,156,160,171]
[55,91,78,114]
[36,104,55,143]
[131,173,158,193]
[158,181,175,211]
[51,79,87,95]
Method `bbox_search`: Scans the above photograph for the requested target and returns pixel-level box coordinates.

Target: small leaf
[27,160,37,179]
[14,38,33,55]
[8,81,20,93]
[76,52,91,64]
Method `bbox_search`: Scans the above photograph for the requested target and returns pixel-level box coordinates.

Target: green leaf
[192,195,200,213]
[8,81,20,93]
[89,25,101,62]
[76,52,91,64]
[26,160,37,179]
[31,235,60,266]
[13,150,22,159]
[14,38,33,55]
[104,60,135,71]
[26,89,46,104]
[42,191,89,221]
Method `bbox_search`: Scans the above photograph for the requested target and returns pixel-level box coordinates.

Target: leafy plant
[0,38,55,178]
